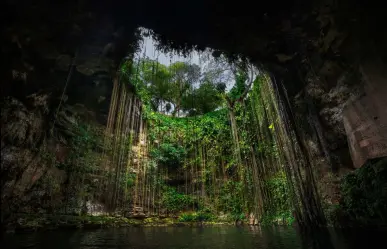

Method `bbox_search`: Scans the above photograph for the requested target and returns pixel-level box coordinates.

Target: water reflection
[3,226,386,249]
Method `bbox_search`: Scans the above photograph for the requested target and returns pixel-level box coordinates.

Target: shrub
[161,187,193,213]
[178,211,215,222]
[338,158,387,226]
[150,143,186,169]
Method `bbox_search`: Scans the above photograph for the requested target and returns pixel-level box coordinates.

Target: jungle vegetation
[25,31,387,229]
[108,53,296,225]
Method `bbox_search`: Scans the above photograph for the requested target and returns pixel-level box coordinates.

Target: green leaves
[338,158,387,226]
[261,171,293,225]
[150,143,186,169]
[122,57,229,115]
[228,70,248,101]
[161,186,193,213]
[178,210,215,222]
[216,180,246,217]
[123,64,295,222]
[182,81,224,115]
[61,123,104,173]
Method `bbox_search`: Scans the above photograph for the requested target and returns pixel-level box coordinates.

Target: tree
[182,81,224,115]
[168,62,200,116]
[125,56,256,116]
[223,64,258,179]
[127,58,172,112]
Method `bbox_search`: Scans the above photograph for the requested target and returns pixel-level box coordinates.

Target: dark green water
[2,226,385,249]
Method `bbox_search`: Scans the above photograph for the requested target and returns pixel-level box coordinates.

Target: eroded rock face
[1,4,120,221]
[1,96,46,147]
[86,201,107,216]
[292,56,367,207]
[294,68,363,170]
[0,92,112,221]
[291,58,387,210]
[1,96,49,217]
[343,60,387,168]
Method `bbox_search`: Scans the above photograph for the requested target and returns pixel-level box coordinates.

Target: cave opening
[1,0,387,247]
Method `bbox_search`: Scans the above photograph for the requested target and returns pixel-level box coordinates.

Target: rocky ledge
[5,214,236,234]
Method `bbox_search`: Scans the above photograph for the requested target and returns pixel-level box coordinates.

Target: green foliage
[228,71,248,101]
[261,171,294,225]
[150,143,186,169]
[122,59,170,106]
[178,210,216,222]
[161,186,193,213]
[181,81,224,115]
[261,210,294,226]
[122,60,296,225]
[43,121,107,214]
[126,173,137,188]
[122,58,225,115]
[145,108,231,149]
[338,158,387,226]
[58,123,104,173]
[264,171,291,212]
[140,74,282,221]
[216,180,246,218]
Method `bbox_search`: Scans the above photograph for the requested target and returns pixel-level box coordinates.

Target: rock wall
[0,19,121,219]
[1,95,50,215]
[1,3,133,224]
[1,95,109,220]
[343,60,387,168]
[291,56,387,203]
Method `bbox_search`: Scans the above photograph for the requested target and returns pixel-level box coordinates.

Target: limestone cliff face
[1,3,123,220]
[0,95,107,218]
[291,59,387,209]
[1,95,49,214]
[0,18,119,217]
[291,66,363,206]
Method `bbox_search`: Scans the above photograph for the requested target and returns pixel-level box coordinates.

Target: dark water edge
[2,226,387,249]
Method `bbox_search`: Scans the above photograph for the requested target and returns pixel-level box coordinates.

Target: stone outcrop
[1,95,49,210]
[1,91,112,223]
[343,60,387,168]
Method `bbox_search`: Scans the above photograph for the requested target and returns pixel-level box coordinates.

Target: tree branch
[225,67,255,109]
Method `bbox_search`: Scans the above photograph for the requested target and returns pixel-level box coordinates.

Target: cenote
[2,0,387,248]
